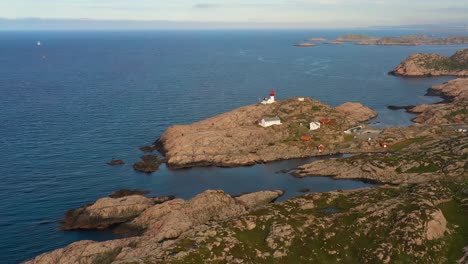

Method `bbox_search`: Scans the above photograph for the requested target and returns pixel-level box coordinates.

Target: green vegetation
[405,163,440,173]
[389,137,429,151]
[438,182,468,263]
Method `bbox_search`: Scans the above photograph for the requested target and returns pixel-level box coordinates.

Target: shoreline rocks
[133,155,164,173]
[106,159,125,166]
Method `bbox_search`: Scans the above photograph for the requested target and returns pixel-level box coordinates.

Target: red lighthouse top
[270,89,276,97]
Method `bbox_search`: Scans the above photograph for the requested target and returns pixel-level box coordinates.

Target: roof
[262,117,281,122]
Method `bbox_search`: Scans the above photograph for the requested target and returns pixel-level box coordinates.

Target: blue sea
[0,30,466,263]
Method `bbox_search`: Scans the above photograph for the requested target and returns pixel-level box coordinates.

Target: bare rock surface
[59,195,164,231]
[425,209,447,240]
[235,190,284,210]
[335,102,378,125]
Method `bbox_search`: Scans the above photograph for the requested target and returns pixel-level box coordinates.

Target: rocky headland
[155,97,378,169]
[390,49,468,77]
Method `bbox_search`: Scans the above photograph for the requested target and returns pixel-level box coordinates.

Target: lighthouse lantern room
[261,89,276,105]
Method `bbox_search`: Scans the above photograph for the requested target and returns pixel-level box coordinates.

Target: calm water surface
[0,30,466,263]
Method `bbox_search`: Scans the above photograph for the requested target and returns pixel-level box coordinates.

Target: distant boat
[37,41,42,46]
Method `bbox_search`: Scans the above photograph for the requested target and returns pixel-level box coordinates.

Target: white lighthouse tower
[261,89,276,105]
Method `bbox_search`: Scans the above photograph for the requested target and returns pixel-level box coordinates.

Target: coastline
[20,39,466,262]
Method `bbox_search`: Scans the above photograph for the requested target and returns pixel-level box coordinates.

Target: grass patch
[438,199,468,263]
[405,163,439,173]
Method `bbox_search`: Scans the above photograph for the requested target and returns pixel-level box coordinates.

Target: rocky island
[335,34,468,46]
[390,49,468,77]
[294,42,316,47]
[24,50,468,264]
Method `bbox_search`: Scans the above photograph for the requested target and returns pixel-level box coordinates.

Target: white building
[261,89,276,105]
[298,97,305,102]
[309,121,321,131]
[259,117,282,127]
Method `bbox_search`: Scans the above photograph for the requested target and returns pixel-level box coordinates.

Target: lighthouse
[261,89,276,105]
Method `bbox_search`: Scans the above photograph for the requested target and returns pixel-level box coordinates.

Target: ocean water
[0,30,466,263]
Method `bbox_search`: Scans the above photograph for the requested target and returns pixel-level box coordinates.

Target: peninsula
[155,96,378,169]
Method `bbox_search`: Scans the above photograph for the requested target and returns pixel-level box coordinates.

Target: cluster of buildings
[256,91,388,151]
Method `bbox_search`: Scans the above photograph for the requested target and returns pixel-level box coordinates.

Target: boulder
[235,190,284,210]
[425,209,447,240]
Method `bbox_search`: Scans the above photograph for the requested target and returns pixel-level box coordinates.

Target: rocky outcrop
[106,159,124,166]
[390,49,468,77]
[108,189,150,198]
[26,189,283,263]
[425,209,447,240]
[133,155,163,173]
[59,195,170,231]
[335,102,378,125]
[155,97,378,169]
[427,78,468,102]
[235,190,284,210]
[408,78,467,125]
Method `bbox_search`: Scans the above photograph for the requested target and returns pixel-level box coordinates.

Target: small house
[310,121,321,131]
[320,118,333,125]
[379,141,389,148]
[301,135,312,141]
[259,117,282,128]
[298,97,305,102]
[317,144,325,153]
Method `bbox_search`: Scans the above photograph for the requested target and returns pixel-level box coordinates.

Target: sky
[1,0,468,29]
